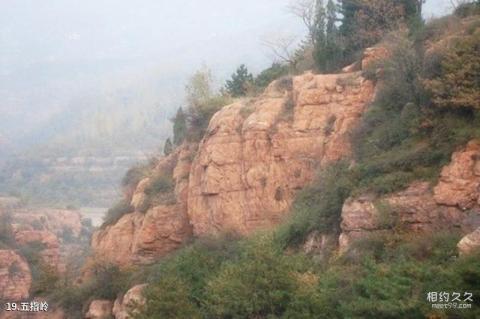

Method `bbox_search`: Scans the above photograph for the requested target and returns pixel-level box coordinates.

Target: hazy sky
[0,0,454,149]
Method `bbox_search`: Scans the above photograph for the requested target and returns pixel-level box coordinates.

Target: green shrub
[254,63,289,89]
[277,161,355,247]
[54,263,132,319]
[136,275,202,319]
[102,199,133,228]
[139,173,176,212]
[122,164,150,190]
[204,235,308,319]
[144,174,174,196]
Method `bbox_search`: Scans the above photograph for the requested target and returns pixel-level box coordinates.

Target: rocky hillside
[91,59,376,267]
[29,7,480,319]
[0,201,92,314]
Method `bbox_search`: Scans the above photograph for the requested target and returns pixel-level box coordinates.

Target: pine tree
[313,0,327,70]
[324,0,342,71]
[225,64,254,97]
[172,107,187,146]
[163,138,173,156]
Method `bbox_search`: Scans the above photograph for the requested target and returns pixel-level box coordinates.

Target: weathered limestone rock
[113,284,147,319]
[0,250,31,301]
[458,227,480,256]
[85,300,113,319]
[188,72,375,236]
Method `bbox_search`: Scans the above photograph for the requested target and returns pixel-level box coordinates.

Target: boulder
[85,300,113,319]
[113,284,147,319]
[458,227,480,256]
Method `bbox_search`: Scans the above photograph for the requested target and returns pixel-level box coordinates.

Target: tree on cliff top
[338,0,424,59]
[185,67,231,141]
[225,64,254,97]
[172,107,187,146]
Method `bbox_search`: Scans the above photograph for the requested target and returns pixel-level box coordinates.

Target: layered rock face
[92,145,195,266]
[188,72,374,236]
[0,250,31,301]
[92,71,375,266]
[340,140,480,251]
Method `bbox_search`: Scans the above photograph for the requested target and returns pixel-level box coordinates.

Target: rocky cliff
[92,68,376,266]
[339,140,480,251]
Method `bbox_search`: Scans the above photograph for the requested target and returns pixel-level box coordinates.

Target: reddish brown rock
[340,141,480,251]
[188,72,375,236]
[113,284,147,319]
[12,209,83,238]
[434,140,480,210]
[458,227,480,256]
[361,46,390,70]
[0,250,31,301]
[85,300,113,319]
[14,230,60,271]
[92,70,375,265]
[91,145,195,266]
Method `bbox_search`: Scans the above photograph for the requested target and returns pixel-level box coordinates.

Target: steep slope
[340,140,480,251]
[92,66,375,266]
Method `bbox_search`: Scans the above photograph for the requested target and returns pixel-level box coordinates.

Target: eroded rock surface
[92,145,195,266]
[113,284,147,319]
[14,230,60,271]
[434,140,480,210]
[0,250,31,301]
[458,227,480,256]
[85,300,113,319]
[188,72,374,236]
[340,141,480,251]
[92,66,376,265]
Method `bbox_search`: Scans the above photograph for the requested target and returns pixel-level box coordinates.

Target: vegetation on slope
[132,6,480,319]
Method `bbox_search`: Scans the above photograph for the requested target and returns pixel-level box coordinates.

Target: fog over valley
[0,0,453,206]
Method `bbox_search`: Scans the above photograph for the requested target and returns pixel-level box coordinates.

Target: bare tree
[288,0,318,44]
[261,34,300,71]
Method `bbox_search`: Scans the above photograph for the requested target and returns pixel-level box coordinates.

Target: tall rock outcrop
[92,70,375,266]
[91,144,195,266]
[188,72,374,236]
